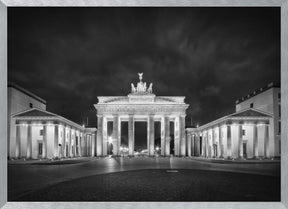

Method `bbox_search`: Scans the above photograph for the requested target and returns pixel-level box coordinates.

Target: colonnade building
[11,108,96,159]
[186,82,280,159]
[8,77,280,160]
[8,83,96,159]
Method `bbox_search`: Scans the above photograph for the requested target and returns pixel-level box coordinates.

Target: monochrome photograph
[7,7,280,201]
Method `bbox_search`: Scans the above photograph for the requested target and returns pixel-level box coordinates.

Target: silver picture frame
[0,0,287,209]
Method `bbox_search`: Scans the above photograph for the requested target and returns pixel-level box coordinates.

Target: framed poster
[0,0,287,209]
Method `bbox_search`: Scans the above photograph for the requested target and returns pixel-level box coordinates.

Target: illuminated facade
[186,83,280,159]
[8,82,47,159]
[186,109,273,159]
[12,108,96,159]
[8,83,96,159]
[235,83,280,157]
[8,80,280,160]
[94,73,189,156]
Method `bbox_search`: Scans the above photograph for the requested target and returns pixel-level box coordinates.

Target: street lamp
[155,146,160,156]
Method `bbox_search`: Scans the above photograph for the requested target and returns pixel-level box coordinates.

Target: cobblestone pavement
[8,156,280,200]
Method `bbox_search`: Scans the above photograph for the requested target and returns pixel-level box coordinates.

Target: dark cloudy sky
[8,7,280,128]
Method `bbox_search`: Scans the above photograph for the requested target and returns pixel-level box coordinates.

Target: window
[242,130,246,136]
[279,104,281,118]
[250,103,253,108]
[29,103,33,108]
[38,143,43,155]
[40,129,43,136]
[278,93,281,99]
[279,121,281,134]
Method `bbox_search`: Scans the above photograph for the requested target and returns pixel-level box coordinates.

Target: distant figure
[131,83,136,93]
[148,83,153,93]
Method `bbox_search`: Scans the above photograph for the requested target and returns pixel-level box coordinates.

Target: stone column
[264,123,269,158]
[196,134,200,156]
[54,124,59,158]
[85,134,88,156]
[91,133,95,157]
[128,114,135,156]
[42,122,47,159]
[79,133,82,157]
[238,123,243,158]
[161,117,165,156]
[218,126,223,158]
[206,131,209,157]
[102,117,108,156]
[211,128,215,157]
[227,124,232,158]
[26,122,32,159]
[88,134,91,156]
[148,114,155,156]
[62,126,66,157]
[15,122,21,159]
[253,123,258,158]
[113,115,119,156]
[180,115,186,156]
[174,117,179,156]
[187,133,192,157]
[68,128,72,157]
[201,132,205,157]
[96,115,103,156]
[164,116,170,156]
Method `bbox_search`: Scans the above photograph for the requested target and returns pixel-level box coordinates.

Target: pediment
[229,109,272,118]
[13,108,56,117]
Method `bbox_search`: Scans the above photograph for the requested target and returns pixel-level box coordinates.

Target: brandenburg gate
[94,73,189,156]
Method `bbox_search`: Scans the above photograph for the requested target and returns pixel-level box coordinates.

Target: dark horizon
[8,7,280,129]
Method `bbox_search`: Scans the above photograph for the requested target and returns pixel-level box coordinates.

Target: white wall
[8,87,46,158]
[236,87,280,157]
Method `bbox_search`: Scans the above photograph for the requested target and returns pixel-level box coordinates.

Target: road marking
[166,170,178,173]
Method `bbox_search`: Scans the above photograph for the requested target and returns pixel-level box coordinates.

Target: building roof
[194,108,272,131]
[229,109,272,117]
[8,82,47,105]
[235,82,280,104]
[13,108,96,132]
[15,108,55,117]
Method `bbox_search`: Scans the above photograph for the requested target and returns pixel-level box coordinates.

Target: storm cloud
[8,7,280,127]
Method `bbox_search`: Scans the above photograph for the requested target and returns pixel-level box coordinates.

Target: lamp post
[155,146,160,156]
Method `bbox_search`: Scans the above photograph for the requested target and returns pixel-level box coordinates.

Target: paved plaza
[8,157,280,201]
